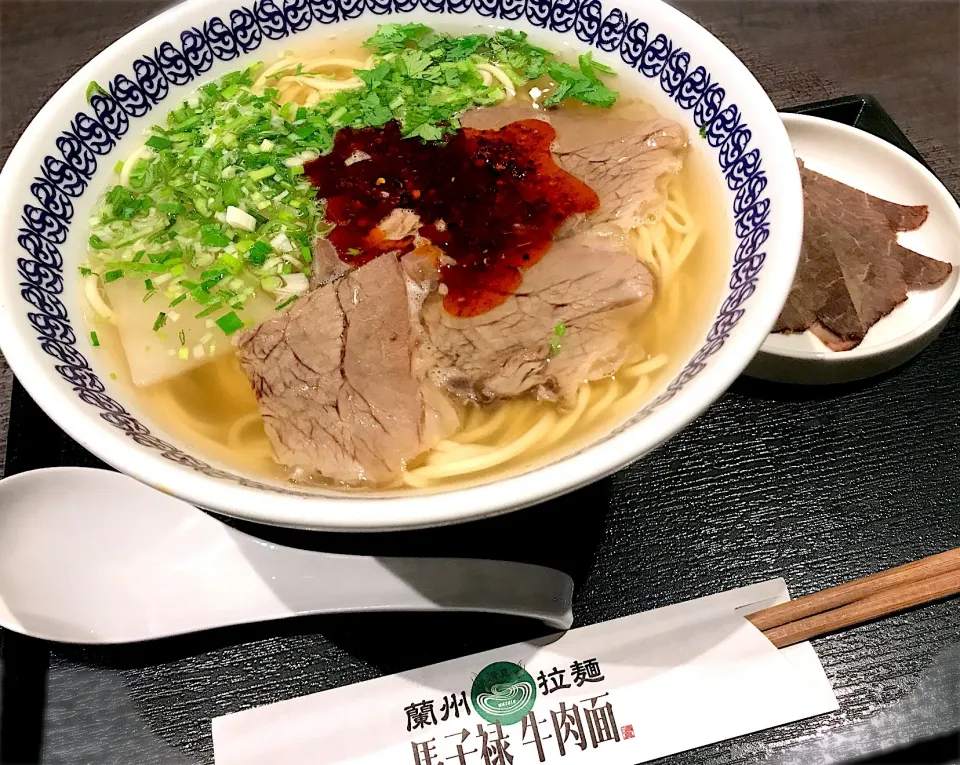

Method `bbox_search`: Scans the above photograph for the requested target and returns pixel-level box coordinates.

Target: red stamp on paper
[621,724,635,740]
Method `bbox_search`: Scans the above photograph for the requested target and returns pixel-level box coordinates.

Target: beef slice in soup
[774,160,952,350]
[417,107,684,404]
[552,116,685,233]
[421,231,654,404]
[235,255,456,483]
[309,237,353,289]
[461,104,686,234]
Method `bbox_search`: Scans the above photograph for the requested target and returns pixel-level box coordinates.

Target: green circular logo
[470,662,537,726]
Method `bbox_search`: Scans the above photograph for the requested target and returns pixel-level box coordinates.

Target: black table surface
[1,2,959,764]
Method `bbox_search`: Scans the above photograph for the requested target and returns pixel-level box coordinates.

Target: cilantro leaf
[333,25,618,139]
[401,49,435,79]
[543,61,618,108]
[447,34,488,60]
[485,30,551,80]
[364,23,432,53]
[357,60,392,89]
[579,52,616,76]
[360,92,392,127]
[408,123,445,142]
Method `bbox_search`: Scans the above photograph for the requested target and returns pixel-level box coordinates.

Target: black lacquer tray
[2,96,958,765]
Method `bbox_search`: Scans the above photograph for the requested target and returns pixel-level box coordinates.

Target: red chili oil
[304,119,599,317]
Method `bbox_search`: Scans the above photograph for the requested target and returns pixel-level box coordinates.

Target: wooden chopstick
[746,548,960,649]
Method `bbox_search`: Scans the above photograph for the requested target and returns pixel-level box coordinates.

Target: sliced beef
[462,104,687,233]
[421,231,654,404]
[416,106,674,405]
[309,237,353,289]
[401,248,442,291]
[774,160,951,350]
[552,115,685,233]
[308,211,424,292]
[236,255,456,484]
[459,103,547,131]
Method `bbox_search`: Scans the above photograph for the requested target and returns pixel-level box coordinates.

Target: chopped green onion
[153,312,167,331]
[79,266,92,276]
[109,373,118,380]
[178,347,189,360]
[90,331,100,347]
[195,304,222,319]
[249,166,276,182]
[216,311,244,335]
[248,240,272,265]
[130,262,169,273]
[217,252,243,274]
[104,185,149,220]
[276,295,299,311]
[193,287,219,304]
[145,135,172,150]
[80,31,599,323]
[200,224,231,247]
[179,329,186,346]
[145,279,154,291]
[86,81,108,103]
[89,234,111,250]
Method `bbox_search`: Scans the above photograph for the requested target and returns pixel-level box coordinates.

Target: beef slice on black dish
[774,159,951,351]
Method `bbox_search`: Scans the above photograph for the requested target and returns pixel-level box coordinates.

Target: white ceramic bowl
[0,0,801,530]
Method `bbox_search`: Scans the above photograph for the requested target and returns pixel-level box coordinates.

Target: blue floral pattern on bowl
[15,0,770,493]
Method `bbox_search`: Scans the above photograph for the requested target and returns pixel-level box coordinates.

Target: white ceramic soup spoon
[0,467,574,643]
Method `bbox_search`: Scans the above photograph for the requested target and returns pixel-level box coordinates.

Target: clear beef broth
[85,41,728,493]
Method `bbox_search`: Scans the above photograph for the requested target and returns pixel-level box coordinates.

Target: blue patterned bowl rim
[0,0,802,530]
